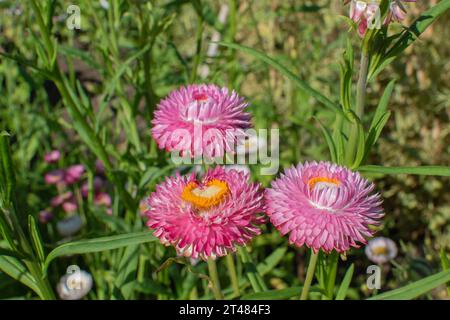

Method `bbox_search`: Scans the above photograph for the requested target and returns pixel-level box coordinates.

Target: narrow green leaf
[28,215,45,263]
[316,118,338,163]
[43,231,157,272]
[59,45,102,70]
[0,256,40,296]
[256,247,287,276]
[368,269,450,300]
[238,247,267,293]
[440,248,450,296]
[352,123,366,169]
[336,264,354,300]
[369,0,450,80]
[241,286,321,300]
[217,42,343,115]
[358,165,450,177]
[370,80,395,131]
[0,248,27,260]
[363,111,391,162]
[325,252,339,299]
[112,245,140,299]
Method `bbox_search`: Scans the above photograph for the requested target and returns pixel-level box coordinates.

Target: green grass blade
[316,118,338,163]
[241,286,321,300]
[43,231,157,272]
[367,269,450,300]
[440,248,450,296]
[256,247,287,276]
[336,264,354,300]
[28,215,45,263]
[370,80,395,131]
[358,165,450,177]
[0,256,41,296]
[369,0,450,80]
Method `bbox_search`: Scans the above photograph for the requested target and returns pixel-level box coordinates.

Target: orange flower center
[308,177,340,190]
[372,246,388,256]
[182,179,229,209]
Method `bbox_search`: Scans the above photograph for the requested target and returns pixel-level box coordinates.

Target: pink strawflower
[81,177,103,197]
[385,0,416,24]
[345,0,416,36]
[62,201,78,213]
[44,169,65,185]
[64,164,85,184]
[95,160,105,174]
[347,1,381,37]
[151,84,252,159]
[94,192,111,207]
[51,191,74,207]
[141,166,265,260]
[38,210,54,224]
[44,150,61,163]
[265,161,384,253]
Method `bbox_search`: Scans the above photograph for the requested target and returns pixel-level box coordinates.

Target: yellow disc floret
[308,177,340,191]
[182,179,229,209]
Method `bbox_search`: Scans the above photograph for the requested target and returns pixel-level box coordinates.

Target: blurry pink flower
[346,0,416,36]
[38,210,54,224]
[44,169,65,185]
[106,208,113,215]
[265,161,384,253]
[62,201,78,213]
[64,164,85,184]
[44,150,61,163]
[141,166,265,260]
[385,0,416,24]
[95,160,105,174]
[151,84,252,159]
[81,177,103,197]
[94,192,111,207]
[348,1,381,37]
[51,191,73,207]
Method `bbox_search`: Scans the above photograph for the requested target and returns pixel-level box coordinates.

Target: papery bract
[141,166,264,260]
[265,161,384,253]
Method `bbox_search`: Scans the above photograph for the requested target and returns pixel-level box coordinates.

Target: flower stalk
[207,258,224,300]
[300,250,319,300]
[226,254,241,297]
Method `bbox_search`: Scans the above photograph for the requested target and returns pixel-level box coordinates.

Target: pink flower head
[38,210,54,224]
[385,0,416,24]
[347,1,381,37]
[94,192,112,207]
[346,0,416,36]
[265,161,384,253]
[151,84,252,159]
[44,150,61,163]
[62,200,78,213]
[95,160,105,174]
[142,166,265,260]
[81,177,103,197]
[44,169,65,185]
[51,191,74,207]
[64,164,85,184]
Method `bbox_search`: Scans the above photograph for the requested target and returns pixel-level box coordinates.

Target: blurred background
[0,0,449,299]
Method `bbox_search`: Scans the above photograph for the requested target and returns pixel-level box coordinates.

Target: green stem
[300,250,319,300]
[207,258,224,300]
[345,53,369,166]
[190,3,204,83]
[226,254,240,297]
[26,261,56,300]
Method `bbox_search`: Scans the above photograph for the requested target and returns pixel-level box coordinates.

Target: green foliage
[0,0,449,301]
